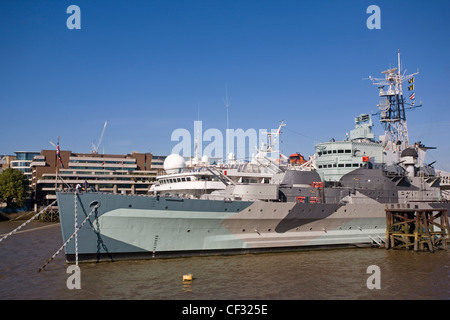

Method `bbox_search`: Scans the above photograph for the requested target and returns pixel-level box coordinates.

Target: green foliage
[0,168,30,208]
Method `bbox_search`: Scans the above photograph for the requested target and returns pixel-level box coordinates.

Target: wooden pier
[385,205,449,252]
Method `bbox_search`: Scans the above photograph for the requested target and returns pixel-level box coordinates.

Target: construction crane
[91,120,108,154]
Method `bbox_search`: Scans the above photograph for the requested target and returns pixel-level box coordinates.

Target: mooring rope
[38,201,99,272]
[74,193,79,266]
[0,200,58,244]
[0,224,59,237]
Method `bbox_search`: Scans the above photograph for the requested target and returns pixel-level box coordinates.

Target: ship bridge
[315,114,383,182]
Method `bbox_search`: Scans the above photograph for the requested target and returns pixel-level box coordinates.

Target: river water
[0,220,448,301]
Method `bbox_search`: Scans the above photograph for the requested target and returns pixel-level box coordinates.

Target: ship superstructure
[150,122,286,199]
[315,114,383,182]
[316,51,436,183]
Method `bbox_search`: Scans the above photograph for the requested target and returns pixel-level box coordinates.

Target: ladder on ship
[205,167,235,186]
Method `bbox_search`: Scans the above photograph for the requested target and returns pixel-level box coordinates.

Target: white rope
[0,224,59,237]
[0,200,57,244]
[38,202,99,272]
[74,192,78,266]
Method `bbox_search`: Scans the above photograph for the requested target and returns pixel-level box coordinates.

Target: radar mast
[368,51,418,155]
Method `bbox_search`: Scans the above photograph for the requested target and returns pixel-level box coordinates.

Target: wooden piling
[385,206,449,252]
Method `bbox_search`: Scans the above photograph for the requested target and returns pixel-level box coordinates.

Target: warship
[56,53,450,262]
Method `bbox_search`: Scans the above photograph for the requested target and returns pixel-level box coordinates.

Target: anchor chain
[0,200,57,244]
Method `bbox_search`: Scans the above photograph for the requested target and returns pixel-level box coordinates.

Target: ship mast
[368,51,418,153]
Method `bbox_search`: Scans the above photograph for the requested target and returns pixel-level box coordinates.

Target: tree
[0,168,30,208]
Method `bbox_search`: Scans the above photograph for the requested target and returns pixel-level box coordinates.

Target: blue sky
[1,0,449,171]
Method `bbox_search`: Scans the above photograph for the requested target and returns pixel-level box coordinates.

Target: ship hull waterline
[56,192,448,263]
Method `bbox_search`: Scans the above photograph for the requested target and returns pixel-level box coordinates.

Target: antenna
[195,106,199,160]
[193,105,200,162]
[223,84,231,131]
[223,85,231,161]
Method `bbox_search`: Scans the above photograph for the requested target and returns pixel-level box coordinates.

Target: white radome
[164,154,186,174]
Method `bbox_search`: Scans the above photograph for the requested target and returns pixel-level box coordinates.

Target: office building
[31,150,164,209]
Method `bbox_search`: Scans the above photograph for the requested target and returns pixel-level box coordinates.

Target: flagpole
[55,136,59,196]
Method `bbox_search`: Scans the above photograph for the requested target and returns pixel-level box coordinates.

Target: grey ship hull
[56,191,437,263]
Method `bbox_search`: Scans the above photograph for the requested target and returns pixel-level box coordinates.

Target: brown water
[0,220,448,300]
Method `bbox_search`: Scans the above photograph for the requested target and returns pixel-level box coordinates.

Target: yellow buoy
[183,274,193,282]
